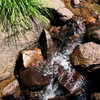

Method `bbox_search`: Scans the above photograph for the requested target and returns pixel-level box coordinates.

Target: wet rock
[20,90,43,100]
[2,90,42,100]
[57,68,85,95]
[19,66,51,89]
[71,42,100,67]
[22,48,44,68]
[90,93,100,100]
[2,80,19,96]
[84,25,100,44]
[39,30,55,59]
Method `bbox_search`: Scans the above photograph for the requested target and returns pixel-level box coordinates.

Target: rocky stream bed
[0,0,100,100]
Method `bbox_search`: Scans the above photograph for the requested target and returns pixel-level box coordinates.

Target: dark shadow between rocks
[88,68,100,93]
[38,30,47,59]
[39,8,67,26]
[38,29,56,60]
[14,52,26,90]
[2,95,17,100]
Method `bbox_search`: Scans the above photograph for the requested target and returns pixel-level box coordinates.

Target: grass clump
[0,0,51,37]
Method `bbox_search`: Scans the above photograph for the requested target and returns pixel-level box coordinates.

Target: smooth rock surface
[22,48,44,68]
[71,42,100,67]
[19,66,51,89]
[44,0,66,10]
[57,7,74,19]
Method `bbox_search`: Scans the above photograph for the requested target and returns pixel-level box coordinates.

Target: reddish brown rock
[22,48,44,68]
[71,42,100,67]
[57,68,85,95]
[19,66,51,89]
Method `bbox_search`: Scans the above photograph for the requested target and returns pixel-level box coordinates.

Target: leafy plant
[0,0,51,38]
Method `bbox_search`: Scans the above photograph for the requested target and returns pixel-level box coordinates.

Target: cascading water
[41,35,86,100]
[7,18,87,100]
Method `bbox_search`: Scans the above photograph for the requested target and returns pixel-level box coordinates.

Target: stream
[38,17,88,100]
[3,18,89,100]
[40,36,87,100]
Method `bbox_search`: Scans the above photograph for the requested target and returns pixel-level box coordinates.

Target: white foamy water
[41,79,58,100]
[41,38,83,100]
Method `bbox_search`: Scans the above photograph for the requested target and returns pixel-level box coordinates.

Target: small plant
[0,0,51,38]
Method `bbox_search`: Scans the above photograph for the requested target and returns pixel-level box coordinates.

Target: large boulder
[70,42,100,67]
[0,17,50,97]
[57,68,85,95]
[84,25,100,44]
[54,65,85,96]
[19,66,51,89]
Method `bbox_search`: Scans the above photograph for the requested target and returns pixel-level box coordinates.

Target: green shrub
[0,0,51,37]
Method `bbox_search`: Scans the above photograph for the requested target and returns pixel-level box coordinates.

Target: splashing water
[41,37,85,100]
[41,79,58,100]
